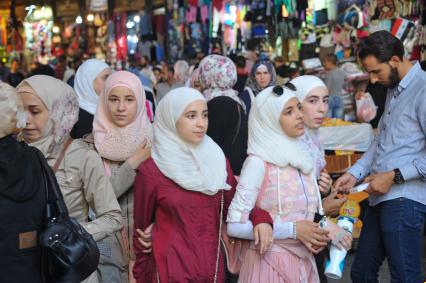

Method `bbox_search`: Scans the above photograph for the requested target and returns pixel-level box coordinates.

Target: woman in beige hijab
[17,75,123,283]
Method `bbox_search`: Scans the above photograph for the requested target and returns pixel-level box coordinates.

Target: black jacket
[207,96,248,175]
[70,108,94,139]
[0,135,46,283]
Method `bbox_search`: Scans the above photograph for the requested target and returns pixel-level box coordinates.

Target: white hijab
[74,59,110,114]
[290,75,328,177]
[290,75,327,102]
[249,86,324,214]
[152,87,231,195]
[248,86,313,174]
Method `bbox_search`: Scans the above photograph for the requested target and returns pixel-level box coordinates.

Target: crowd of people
[1,30,425,283]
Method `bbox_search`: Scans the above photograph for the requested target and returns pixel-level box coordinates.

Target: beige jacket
[55,139,123,283]
[108,161,136,260]
[84,134,137,260]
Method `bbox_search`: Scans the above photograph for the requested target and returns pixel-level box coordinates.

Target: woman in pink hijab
[92,71,153,283]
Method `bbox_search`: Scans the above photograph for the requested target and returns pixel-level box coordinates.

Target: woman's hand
[323,191,347,217]
[333,230,353,251]
[127,139,151,169]
[295,220,330,254]
[136,223,153,253]
[318,169,332,194]
[253,223,273,255]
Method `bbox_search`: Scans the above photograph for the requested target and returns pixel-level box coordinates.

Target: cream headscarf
[152,87,231,195]
[74,59,110,115]
[249,86,324,214]
[290,75,328,102]
[0,82,26,138]
[248,86,313,174]
[93,71,153,162]
[290,75,328,177]
[17,75,79,162]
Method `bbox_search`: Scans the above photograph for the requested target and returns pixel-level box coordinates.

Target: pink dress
[238,163,320,283]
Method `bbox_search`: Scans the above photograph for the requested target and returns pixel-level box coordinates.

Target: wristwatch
[393,168,405,184]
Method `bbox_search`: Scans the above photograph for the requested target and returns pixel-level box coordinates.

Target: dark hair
[153,67,161,73]
[358,30,404,62]
[323,54,338,66]
[168,66,174,73]
[58,54,67,63]
[235,55,246,68]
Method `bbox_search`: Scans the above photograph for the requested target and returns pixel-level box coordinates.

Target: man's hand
[334,172,357,193]
[323,191,347,217]
[364,171,395,196]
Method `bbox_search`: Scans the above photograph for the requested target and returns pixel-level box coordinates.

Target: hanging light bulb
[87,14,95,22]
[76,16,83,24]
[52,26,60,33]
[133,15,140,23]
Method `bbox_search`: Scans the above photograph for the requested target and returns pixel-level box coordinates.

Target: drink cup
[324,217,354,279]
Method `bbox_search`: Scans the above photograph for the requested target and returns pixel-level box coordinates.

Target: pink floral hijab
[93,71,153,162]
[198,55,246,110]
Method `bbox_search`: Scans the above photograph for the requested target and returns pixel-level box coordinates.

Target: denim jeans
[327,95,344,119]
[351,198,426,283]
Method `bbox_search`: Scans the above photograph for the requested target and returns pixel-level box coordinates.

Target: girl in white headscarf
[71,58,111,138]
[227,86,329,283]
[17,75,122,283]
[133,87,235,282]
[290,76,340,203]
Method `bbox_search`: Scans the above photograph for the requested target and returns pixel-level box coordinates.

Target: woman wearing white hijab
[133,87,271,282]
[227,86,329,283]
[71,58,111,138]
[291,75,351,283]
[17,75,122,283]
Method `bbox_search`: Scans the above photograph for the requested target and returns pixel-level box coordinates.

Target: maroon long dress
[133,158,270,282]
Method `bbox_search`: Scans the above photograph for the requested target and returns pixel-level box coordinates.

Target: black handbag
[32,146,100,282]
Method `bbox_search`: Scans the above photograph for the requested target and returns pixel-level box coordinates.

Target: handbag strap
[52,137,74,172]
[32,146,70,216]
[213,190,224,283]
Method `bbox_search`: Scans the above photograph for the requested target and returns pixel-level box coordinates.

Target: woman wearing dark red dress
[133,87,271,282]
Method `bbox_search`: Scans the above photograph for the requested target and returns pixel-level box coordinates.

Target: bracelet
[293,222,297,239]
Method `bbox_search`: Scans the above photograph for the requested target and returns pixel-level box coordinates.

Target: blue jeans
[327,95,344,119]
[351,198,426,283]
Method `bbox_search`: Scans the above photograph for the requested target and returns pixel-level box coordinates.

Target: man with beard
[335,30,426,283]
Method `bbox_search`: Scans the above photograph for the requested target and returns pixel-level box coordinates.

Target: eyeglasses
[272,82,297,96]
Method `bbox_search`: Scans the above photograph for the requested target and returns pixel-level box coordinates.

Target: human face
[107,86,138,127]
[153,69,162,83]
[279,97,304,138]
[361,55,400,87]
[176,100,208,145]
[93,68,112,96]
[255,65,272,89]
[301,87,329,129]
[17,84,50,143]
